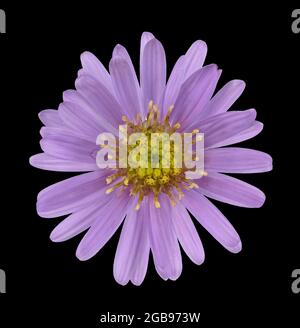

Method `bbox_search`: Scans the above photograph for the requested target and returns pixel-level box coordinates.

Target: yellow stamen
[135,192,144,211]
[148,100,153,112]
[105,180,125,194]
[106,172,121,184]
[171,122,181,132]
[153,105,159,124]
[154,196,161,208]
[166,191,177,206]
[164,105,174,124]
[189,182,199,189]
[135,113,142,124]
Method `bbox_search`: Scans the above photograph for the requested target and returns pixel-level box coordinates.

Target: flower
[30,32,272,285]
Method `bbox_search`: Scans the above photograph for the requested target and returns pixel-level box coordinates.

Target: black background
[0,2,299,326]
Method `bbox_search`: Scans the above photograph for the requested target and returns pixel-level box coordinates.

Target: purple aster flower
[30,32,272,285]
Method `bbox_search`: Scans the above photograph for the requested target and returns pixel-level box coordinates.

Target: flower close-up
[30,32,272,286]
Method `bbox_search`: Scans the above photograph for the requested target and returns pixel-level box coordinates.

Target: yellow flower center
[105,101,204,210]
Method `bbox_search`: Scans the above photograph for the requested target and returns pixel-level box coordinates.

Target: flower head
[30,32,272,285]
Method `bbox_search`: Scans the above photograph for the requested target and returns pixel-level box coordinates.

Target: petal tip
[196,254,205,265]
[131,278,143,286]
[142,31,155,39]
[49,230,59,243]
[29,155,36,167]
[230,240,242,253]
[206,63,218,71]
[257,191,266,208]
[193,257,205,266]
[80,51,93,62]
[76,249,89,262]
[112,44,125,57]
[114,275,129,286]
[231,79,246,88]
[248,108,257,119]
[196,39,207,48]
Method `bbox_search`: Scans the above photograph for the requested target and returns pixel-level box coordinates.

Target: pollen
[104,101,202,209]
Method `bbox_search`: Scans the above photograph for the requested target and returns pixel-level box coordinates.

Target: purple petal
[140,38,166,116]
[182,190,242,253]
[76,193,129,261]
[50,199,112,242]
[205,147,273,173]
[184,40,207,79]
[212,121,263,148]
[197,172,266,208]
[161,56,185,115]
[200,109,257,149]
[37,170,108,218]
[161,40,207,114]
[58,101,100,143]
[140,32,155,76]
[29,153,98,172]
[75,75,122,134]
[173,202,205,265]
[113,199,150,286]
[149,194,182,281]
[172,65,219,128]
[109,56,142,119]
[38,109,64,127]
[80,51,113,94]
[40,128,97,162]
[39,125,75,138]
[113,44,136,74]
[200,80,246,119]
[63,89,89,106]
[77,68,85,78]
[63,88,118,133]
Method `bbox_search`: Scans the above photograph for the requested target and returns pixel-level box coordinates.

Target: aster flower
[30,32,272,285]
